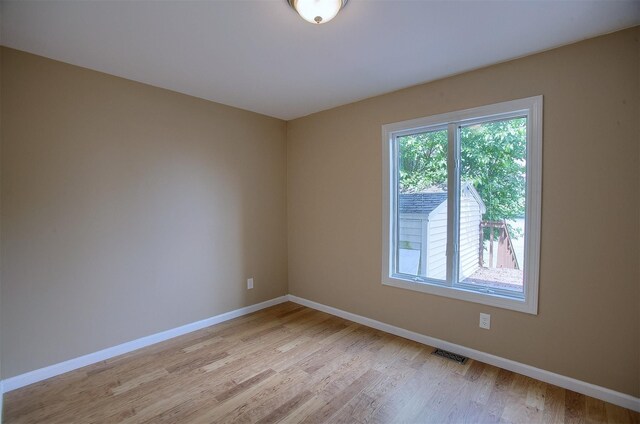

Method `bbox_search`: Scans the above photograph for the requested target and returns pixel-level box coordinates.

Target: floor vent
[432,348,468,364]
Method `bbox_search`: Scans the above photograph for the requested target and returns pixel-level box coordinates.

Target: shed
[398,183,486,281]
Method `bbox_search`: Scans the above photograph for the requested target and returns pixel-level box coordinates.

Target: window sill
[382,275,538,314]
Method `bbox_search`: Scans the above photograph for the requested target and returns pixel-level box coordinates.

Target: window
[382,96,542,314]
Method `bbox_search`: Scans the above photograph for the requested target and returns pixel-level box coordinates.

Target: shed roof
[399,183,486,216]
[399,191,448,215]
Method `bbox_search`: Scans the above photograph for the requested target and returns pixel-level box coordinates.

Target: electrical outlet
[479,313,491,329]
[247,278,254,290]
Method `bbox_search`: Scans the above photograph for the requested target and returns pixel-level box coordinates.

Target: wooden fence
[479,220,519,270]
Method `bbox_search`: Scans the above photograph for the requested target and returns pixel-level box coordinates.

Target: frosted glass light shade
[287,0,348,24]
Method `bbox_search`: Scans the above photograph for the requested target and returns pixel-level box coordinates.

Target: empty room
[0,0,639,422]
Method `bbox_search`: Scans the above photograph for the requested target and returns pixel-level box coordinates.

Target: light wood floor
[4,302,638,423]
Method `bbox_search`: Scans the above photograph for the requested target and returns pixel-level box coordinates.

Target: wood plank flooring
[4,302,639,423]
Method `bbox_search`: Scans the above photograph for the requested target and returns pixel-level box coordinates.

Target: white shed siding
[425,203,447,280]
[398,185,483,280]
[398,215,428,276]
[399,218,423,251]
[459,190,482,280]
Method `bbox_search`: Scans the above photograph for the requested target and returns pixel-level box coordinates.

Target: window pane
[396,129,448,281]
[458,117,526,293]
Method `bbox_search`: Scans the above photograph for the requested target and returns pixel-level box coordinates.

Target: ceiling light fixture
[287,0,348,24]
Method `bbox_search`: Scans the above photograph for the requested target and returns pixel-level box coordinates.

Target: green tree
[398,129,447,192]
[399,118,526,236]
[460,118,526,222]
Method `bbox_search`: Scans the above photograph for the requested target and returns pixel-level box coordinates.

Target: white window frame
[382,96,542,314]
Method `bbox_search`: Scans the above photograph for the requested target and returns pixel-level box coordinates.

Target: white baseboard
[1,296,289,394]
[2,294,638,413]
[287,294,640,413]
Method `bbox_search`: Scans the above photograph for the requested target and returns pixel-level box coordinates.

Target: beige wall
[287,28,640,396]
[0,47,288,378]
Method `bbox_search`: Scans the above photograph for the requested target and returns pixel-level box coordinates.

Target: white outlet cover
[247,278,254,289]
[479,313,491,329]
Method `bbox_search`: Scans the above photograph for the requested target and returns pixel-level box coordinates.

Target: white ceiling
[2,0,639,120]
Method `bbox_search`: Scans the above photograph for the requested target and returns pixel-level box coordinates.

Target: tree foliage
[399,118,526,227]
[399,129,448,193]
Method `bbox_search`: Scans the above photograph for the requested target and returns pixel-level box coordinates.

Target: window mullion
[446,123,460,287]
[391,135,400,276]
